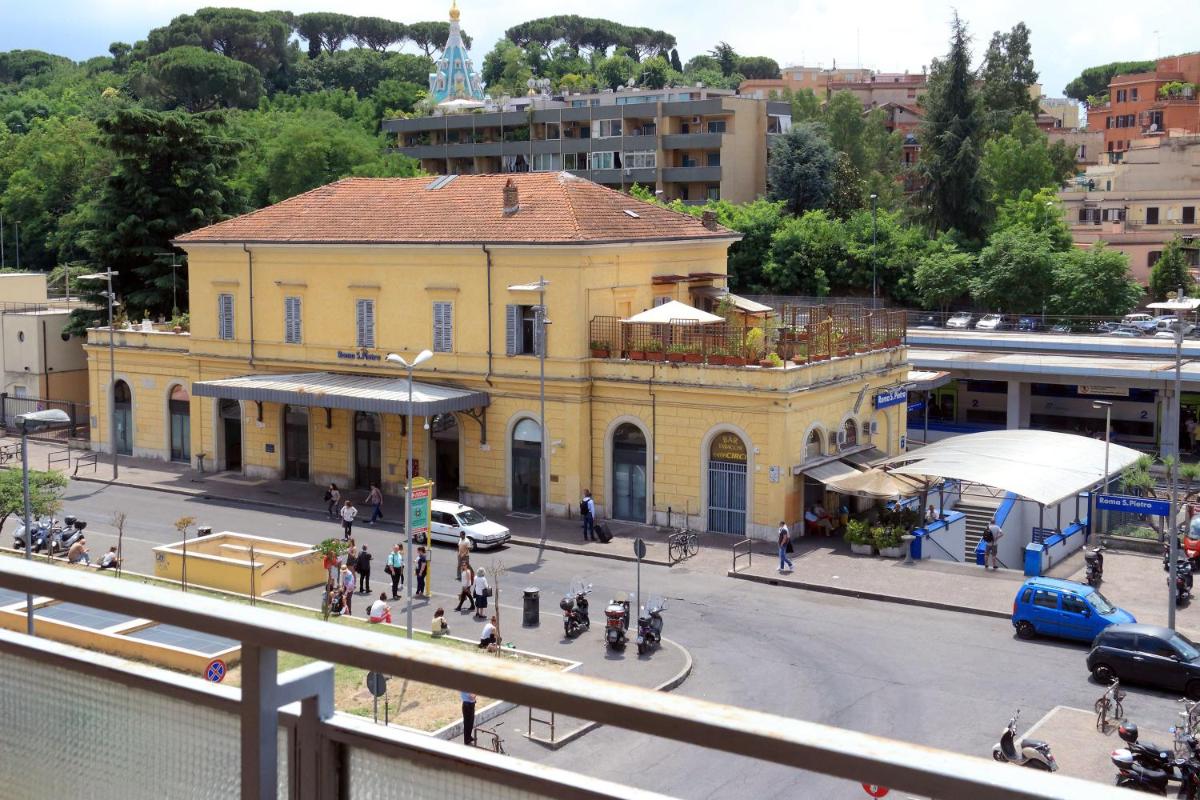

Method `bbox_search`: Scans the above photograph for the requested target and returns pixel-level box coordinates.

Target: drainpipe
[482,244,494,386]
[243,244,256,366]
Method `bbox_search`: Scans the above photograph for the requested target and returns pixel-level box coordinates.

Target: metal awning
[840,447,885,469]
[192,372,490,417]
[800,459,862,485]
[691,285,773,314]
[906,370,952,392]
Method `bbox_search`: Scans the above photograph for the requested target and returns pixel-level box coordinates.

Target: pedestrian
[984,521,1003,570]
[461,690,477,745]
[340,565,355,615]
[357,544,372,594]
[324,483,341,519]
[368,592,392,624]
[777,521,794,573]
[925,504,938,524]
[472,567,489,619]
[1189,415,1198,453]
[415,546,428,597]
[321,579,335,620]
[456,561,475,612]
[346,544,359,581]
[365,483,383,524]
[322,550,338,583]
[580,489,595,541]
[478,615,498,649]
[457,532,470,564]
[386,544,404,599]
[340,499,357,540]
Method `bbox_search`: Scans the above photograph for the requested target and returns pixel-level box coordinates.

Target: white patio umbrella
[622,300,724,325]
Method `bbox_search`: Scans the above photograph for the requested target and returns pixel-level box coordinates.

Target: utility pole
[14,221,19,270]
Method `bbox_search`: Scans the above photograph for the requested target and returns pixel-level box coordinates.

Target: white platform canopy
[623,300,723,325]
[881,430,1143,507]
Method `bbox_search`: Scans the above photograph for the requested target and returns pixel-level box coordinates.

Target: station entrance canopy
[882,429,1143,507]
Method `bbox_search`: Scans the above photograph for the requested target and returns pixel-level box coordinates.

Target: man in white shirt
[984,522,1003,570]
[478,616,497,649]
[368,593,391,624]
[340,500,357,540]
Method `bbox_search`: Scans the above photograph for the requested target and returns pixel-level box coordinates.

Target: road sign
[633,537,647,560]
[861,784,889,798]
[205,659,227,683]
[408,478,432,539]
[366,671,388,697]
[1096,493,1171,517]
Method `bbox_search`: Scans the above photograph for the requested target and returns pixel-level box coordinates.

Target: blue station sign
[874,388,908,410]
[1096,494,1171,517]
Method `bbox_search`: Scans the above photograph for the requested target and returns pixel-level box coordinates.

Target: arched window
[611,423,647,522]
[841,419,858,449]
[805,429,823,461]
[511,418,542,513]
[113,380,132,456]
[168,385,190,463]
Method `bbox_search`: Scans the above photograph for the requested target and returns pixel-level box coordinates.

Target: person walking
[339,565,355,615]
[324,484,341,519]
[340,499,357,540]
[415,546,429,597]
[984,521,1004,570]
[386,544,404,599]
[365,483,383,524]
[457,532,470,563]
[456,562,475,612]
[472,567,489,620]
[777,521,794,573]
[357,544,373,594]
[580,489,595,542]
[461,690,477,745]
[346,544,359,583]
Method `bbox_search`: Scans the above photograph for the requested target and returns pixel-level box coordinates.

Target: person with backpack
[983,521,1003,570]
[580,489,595,542]
[777,521,794,573]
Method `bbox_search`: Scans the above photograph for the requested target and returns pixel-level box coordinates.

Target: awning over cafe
[799,459,862,486]
[192,372,490,417]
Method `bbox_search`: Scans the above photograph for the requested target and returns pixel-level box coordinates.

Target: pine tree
[669,48,682,73]
[918,14,987,240]
[979,22,1040,132]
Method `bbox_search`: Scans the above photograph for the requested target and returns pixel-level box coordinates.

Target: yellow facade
[86,190,908,540]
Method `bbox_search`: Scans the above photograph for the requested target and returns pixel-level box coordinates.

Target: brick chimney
[502,178,519,216]
[701,210,718,231]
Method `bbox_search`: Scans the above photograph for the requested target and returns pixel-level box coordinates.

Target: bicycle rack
[731,538,753,573]
[47,446,71,471]
[527,707,556,743]
[667,531,698,565]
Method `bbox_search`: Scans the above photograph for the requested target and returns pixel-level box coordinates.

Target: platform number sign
[205,659,227,683]
[861,785,889,798]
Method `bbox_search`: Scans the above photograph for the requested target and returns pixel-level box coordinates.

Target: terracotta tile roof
[174,173,737,246]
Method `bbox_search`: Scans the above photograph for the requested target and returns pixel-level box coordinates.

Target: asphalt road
[16,480,1185,798]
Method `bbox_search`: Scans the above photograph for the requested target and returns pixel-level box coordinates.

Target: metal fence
[0,558,1121,799]
[0,394,89,439]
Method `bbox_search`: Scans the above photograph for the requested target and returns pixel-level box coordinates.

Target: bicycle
[667,530,698,563]
[473,725,505,755]
[1095,678,1125,733]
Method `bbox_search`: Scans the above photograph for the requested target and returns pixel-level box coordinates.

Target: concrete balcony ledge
[85,326,191,352]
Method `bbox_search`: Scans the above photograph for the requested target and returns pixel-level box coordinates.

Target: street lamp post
[385,349,433,640]
[79,270,120,480]
[1093,400,1112,536]
[507,279,551,539]
[1148,288,1200,630]
[17,409,71,635]
[155,252,184,316]
[870,194,879,306]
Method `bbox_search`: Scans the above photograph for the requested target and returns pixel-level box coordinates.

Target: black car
[1088,624,1200,699]
[1016,316,1044,332]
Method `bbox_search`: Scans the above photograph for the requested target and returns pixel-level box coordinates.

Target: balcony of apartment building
[662,149,722,184]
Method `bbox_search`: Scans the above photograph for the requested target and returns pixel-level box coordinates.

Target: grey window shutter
[357,299,375,348]
[285,297,301,343]
[505,304,520,356]
[533,307,546,357]
[433,302,453,352]
[218,294,234,340]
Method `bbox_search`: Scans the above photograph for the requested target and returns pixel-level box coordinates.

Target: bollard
[901,534,916,565]
[522,587,539,627]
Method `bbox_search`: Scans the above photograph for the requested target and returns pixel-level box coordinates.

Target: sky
[2,0,1197,100]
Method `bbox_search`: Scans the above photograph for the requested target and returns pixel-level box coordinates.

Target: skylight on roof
[425,175,459,190]
[623,210,640,218]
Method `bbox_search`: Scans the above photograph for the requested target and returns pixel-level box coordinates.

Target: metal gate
[707,459,747,534]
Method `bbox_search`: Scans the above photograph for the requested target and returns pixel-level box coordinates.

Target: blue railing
[994,492,1018,527]
[1023,517,1088,576]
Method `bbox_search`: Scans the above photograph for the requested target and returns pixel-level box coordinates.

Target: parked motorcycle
[991,711,1057,771]
[51,517,87,555]
[636,595,666,655]
[560,580,591,639]
[1112,724,1200,795]
[1086,546,1106,587]
[1177,561,1195,606]
[604,591,631,651]
[12,515,60,553]
[1117,723,1177,772]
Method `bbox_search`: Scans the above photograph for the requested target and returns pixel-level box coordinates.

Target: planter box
[725,356,747,367]
[850,543,874,556]
[645,351,665,361]
[590,348,610,359]
[878,546,904,558]
[683,353,703,363]
[628,350,645,361]
[665,352,685,363]
[707,354,727,366]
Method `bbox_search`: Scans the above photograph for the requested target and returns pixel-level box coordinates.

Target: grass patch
[1111,524,1161,540]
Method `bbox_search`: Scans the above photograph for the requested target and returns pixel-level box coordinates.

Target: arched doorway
[432,414,460,500]
[283,405,309,481]
[707,431,747,534]
[611,423,647,521]
[841,419,858,450]
[219,400,242,472]
[113,380,132,456]
[511,418,541,513]
[168,385,191,463]
[354,411,381,490]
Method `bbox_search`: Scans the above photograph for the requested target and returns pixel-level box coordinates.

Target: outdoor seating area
[588,303,906,367]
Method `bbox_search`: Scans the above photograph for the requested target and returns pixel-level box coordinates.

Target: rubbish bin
[522,587,539,627]
[197,525,213,537]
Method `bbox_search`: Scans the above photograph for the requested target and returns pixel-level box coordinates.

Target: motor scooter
[992,711,1057,771]
[636,595,666,655]
[560,580,591,638]
[1086,546,1105,587]
[12,515,60,553]
[1176,560,1195,606]
[1112,726,1200,795]
[604,592,630,651]
[51,517,86,555]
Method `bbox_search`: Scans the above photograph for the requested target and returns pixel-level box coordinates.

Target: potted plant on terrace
[665,344,687,363]
[590,339,611,358]
[873,525,905,558]
[682,344,703,364]
[644,338,665,361]
[760,352,784,368]
[707,346,727,366]
[844,519,874,555]
[743,327,764,364]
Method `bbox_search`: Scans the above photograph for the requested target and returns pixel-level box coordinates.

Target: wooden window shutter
[433,302,453,352]
[356,299,375,348]
[505,304,521,356]
[533,307,546,357]
[284,296,301,343]
[218,294,234,340]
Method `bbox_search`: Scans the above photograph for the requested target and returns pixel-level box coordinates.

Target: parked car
[1122,312,1154,328]
[1108,327,1141,338]
[946,312,974,329]
[1087,624,1200,700]
[1016,316,1044,332]
[915,314,940,329]
[975,314,1007,331]
[1153,316,1195,336]
[1012,577,1135,642]
[1050,322,1072,334]
[411,500,511,550]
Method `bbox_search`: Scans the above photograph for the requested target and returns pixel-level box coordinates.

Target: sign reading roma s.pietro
[1096,493,1171,517]
[873,388,907,410]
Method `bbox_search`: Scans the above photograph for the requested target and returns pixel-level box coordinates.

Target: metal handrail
[732,538,753,572]
[0,558,1125,799]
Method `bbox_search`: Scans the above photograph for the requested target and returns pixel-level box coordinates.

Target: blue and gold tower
[428,1,485,103]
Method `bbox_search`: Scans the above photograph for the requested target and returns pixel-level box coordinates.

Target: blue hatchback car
[1012,578,1136,643]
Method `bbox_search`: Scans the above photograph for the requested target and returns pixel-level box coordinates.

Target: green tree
[1064,60,1156,104]
[78,108,242,323]
[823,91,867,172]
[861,108,904,208]
[979,22,1040,131]
[482,40,534,95]
[135,46,263,112]
[762,210,842,296]
[637,55,672,89]
[406,21,470,58]
[913,239,974,311]
[1149,237,1194,301]
[1051,245,1142,316]
[827,153,865,220]
[0,468,67,530]
[971,225,1057,313]
[782,87,821,122]
[918,13,987,239]
[993,187,1072,250]
[669,48,683,73]
[0,50,73,85]
[767,121,836,215]
[737,56,780,80]
[351,17,406,52]
[709,42,738,76]
[294,12,356,59]
[141,8,294,91]
[980,113,1057,207]
[595,51,637,90]
[705,199,786,293]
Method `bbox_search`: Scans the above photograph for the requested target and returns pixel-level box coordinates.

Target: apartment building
[384,88,792,205]
[1087,52,1200,154]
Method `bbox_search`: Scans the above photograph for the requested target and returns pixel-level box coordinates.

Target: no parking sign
[205,659,227,683]
[861,785,889,798]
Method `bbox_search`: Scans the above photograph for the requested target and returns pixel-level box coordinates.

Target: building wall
[0,273,48,303]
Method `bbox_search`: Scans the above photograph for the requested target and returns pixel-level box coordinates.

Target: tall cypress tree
[918,14,987,240]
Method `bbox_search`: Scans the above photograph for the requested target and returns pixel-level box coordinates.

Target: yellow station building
[85,172,908,539]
